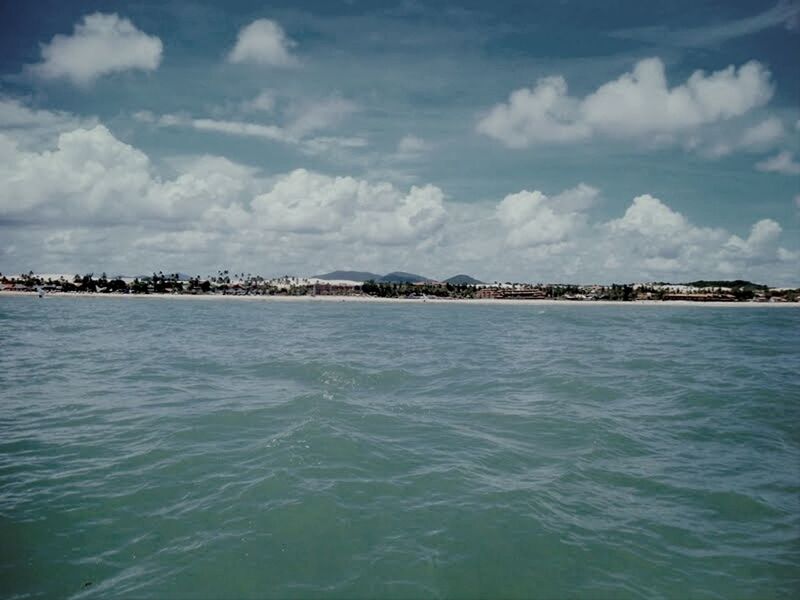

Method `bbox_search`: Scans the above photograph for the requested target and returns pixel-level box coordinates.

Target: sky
[0,0,798,284]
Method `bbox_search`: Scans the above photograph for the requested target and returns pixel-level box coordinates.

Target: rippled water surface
[1,296,799,599]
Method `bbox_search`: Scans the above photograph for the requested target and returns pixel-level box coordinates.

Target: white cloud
[0,125,152,221]
[608,194,693,238]
[496,187,590,248]
[497,190,585,248]
[702,116,785,158]
[189,117,292,143]
[0,125,255,224]
[487,188,796,282]
[0,122,445,248]
[582,59,773,135]
[30,13,162,85]
[396,135,430,157]
[600,196,799,278]
[612,2,800,47]
[132,110,156,123]
[133,230,222,255]
[601,195,726,276]
[299,136,368,155]
[286,97,358,137]
[139,99,364,156]
[476,76,589,147]
[723,219,783,261]
[478,58,774,148]
[0,98,98,147]
[739,117,785,149]
[228,19,297,67]
[756,151,800,175]
[242,90,275,112]
[744,218,782,247]
[134,111,294,143]
[1,107,796,285]
[0,98,83,130]
[602,195,714,270]
[251,169,446,245]
[550,183,600,212]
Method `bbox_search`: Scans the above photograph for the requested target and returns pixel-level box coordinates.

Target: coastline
[1,290,798,307]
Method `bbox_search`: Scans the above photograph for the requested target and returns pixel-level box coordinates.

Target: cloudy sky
[1,0,798,284]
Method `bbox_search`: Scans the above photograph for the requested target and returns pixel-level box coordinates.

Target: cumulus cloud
[476,76,589,147]
[600,196,799,279]
[550,183,601,212]
[496,185,595,248]
[0,98,98,147]
[724,219,782,257]
[603,194,726,268]
[478,58,774,148]
[583,60,772,136]
[701,117,785,158]
[487,187,796,282]
[0,125,153,220]
[756,151,800,175]
[0,123,445,248]
[608,194,694,238]
[228,19,297,66]
[30,13,162,85]
[251,169,446,244]
[0,125,259,224]
[739,117,785,149]
[0,108,796,285]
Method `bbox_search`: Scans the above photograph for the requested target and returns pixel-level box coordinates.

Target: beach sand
[1,290,797,307]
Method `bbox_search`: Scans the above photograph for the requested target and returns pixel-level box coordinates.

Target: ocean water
[1,296,799,599]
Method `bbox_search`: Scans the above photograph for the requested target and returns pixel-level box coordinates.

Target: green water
[1,296,799,598]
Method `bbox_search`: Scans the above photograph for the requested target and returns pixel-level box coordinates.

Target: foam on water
[1,296,799,598]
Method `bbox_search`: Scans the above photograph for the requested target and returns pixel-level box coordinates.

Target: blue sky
[0,0,798,283]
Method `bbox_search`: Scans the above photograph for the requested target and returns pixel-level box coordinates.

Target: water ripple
[1,296,798,598]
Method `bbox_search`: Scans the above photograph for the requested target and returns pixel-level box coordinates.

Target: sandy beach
[1,290,797,307]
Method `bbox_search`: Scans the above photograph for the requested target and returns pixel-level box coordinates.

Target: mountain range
[314,270,484,284]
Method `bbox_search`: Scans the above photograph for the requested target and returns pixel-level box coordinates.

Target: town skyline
[3,267,799,291]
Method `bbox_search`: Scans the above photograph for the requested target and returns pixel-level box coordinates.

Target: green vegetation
[2,273,798,303]
[377,272,429,284]
[361,280,476,298]
[443,274,484,285]
[685,280,767,290]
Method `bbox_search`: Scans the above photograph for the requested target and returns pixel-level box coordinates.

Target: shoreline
[1,290,798,307]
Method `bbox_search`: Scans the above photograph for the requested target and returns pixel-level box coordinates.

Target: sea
[1,295,799,599]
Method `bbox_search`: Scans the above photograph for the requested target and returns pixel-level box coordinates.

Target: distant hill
[314,270,432,283]
[443,274,483,285]
[378,271,430,283]
[314,270,382,282]
[684,279,767,290]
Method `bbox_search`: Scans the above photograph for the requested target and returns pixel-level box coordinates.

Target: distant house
[662,293,735,302]
[499,288,547,300]
[313,283,356,296]
[3,283,32,292]
[475,288,500,299]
